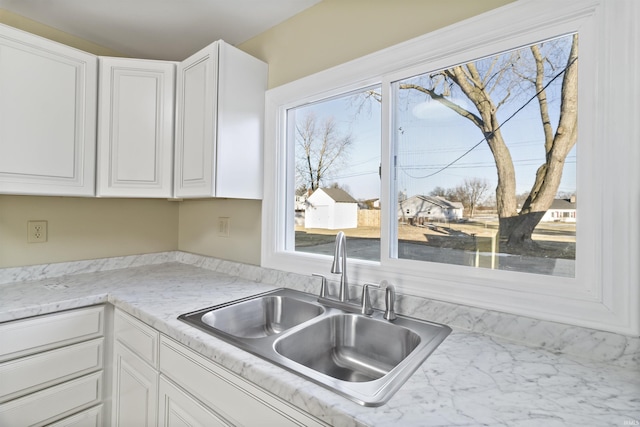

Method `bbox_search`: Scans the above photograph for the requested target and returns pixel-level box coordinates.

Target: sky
[292,34,577,204]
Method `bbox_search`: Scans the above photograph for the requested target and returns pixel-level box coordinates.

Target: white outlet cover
[27,220,48,243]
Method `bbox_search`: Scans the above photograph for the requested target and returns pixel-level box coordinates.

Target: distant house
[541,197,576,222]
[294,191,310,211]
[359,198,380,210]
[398,195,463,223]
[305,188,358,229]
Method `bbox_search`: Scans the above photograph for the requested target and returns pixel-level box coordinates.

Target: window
[263,1,639,335]
[289,87,382,261]
[391,35,577,278]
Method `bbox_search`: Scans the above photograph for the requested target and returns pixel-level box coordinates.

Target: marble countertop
[1,257,638,427]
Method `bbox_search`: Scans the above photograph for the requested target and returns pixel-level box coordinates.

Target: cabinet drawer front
[0,371,102,427]
[160,337,327,427]
[0,338,104,403]
[114,309,159,367]
[0,306,104,362]
[48,404,103,427]
[159,376,230,427]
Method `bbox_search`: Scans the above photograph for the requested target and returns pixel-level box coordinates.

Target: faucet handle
[312,274,328,298]
[361,283,379,315]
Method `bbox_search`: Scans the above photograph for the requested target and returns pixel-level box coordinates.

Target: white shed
[305,188,358,229]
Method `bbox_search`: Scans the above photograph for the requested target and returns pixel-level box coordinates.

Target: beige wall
[0,196,179,267]
[238,0,514,89]
[178,199,262,265]
[1,2,513,268]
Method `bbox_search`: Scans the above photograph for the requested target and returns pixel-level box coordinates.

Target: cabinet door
[97,57,176,197]
[158,376,229,427]
[112,342,158,427]
[0,24,97,196]
[174,43,218,198]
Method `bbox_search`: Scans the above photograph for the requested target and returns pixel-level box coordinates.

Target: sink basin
[200,295,323,338]
[178,288,451,406]
[275,314,420,382]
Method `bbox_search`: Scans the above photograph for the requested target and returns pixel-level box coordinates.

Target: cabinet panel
[48,404,103,427]
[174,45,217,196]
[159,376,229,427]
[215,42,267,199]
[114,309,159,368]
[160,336,326,427]
[112,342,158,427]
[0,371,102,427]
[0,337,103,403]
[97,57,175,197]
[0,306,104,362]
[0,24,97,196]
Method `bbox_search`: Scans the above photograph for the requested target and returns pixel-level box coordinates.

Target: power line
[400,156,576,171]
[399,55,578,180]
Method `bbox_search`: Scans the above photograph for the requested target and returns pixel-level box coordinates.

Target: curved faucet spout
[331,231,349,301]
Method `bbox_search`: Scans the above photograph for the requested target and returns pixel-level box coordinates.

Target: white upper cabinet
[97,57,176,197]
[174,41,267,199]
[0,24,97,197]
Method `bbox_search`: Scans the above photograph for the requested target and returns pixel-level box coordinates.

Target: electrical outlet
[28,220,48,243]
[218,217,230,237]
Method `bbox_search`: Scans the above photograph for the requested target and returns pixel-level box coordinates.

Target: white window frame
[262,0,639,336]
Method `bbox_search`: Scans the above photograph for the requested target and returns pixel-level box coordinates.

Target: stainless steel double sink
[178,288,451,406]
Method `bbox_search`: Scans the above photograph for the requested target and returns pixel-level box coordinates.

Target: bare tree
[399,35,578,251]
[295,113,353,192]
[449,178,490,218]
[429,186,448,197]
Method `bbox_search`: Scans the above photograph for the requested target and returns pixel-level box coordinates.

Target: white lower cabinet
[2,306,327,426]
[159,336,327,427]
[0,306,106,426]
[111,308,327,427]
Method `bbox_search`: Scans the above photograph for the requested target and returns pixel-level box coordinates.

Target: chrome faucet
[331,231,349,302]
[381,280,397,321]
[313,232,398,321]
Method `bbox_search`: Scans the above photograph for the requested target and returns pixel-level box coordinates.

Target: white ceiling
[0,0,320,60]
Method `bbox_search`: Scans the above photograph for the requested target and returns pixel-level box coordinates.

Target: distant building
[294,191,310,211]
[541,197,576,222]
[359,198,380,209]
[398,195,463,223]
[305,188,359,229]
